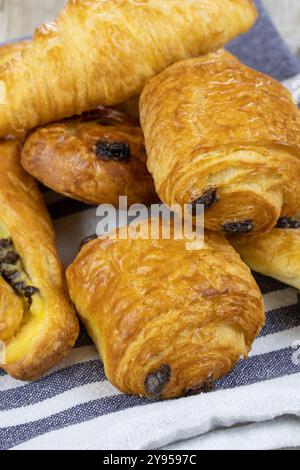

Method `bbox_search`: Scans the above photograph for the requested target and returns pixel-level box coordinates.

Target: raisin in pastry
[0,140,78,381]
[140,50,300,233]
[66,219,264,400]
[21,106,158,206]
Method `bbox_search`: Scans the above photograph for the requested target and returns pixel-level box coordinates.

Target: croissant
[0,0,257,137]
[0,40,31,66]
[0,140,79,380]
[21,106,157,206]
[230,217,300,290]
[140,50,300,234]
[66,220,264,399]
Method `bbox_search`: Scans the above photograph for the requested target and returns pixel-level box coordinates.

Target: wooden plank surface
[0,0,300,58]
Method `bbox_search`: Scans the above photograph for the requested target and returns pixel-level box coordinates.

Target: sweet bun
[0,140,79,380]
[21,106,157,206]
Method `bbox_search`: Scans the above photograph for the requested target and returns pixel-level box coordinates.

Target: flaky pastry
[0,0,257,136]
[0,140,79,380]
[230,217,300,290]
[0,40,31,66]
[140,50,300,233]
[66,220,264,399]
[21,106,157,206]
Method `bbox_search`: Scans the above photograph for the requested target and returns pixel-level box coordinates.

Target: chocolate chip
[23,286,39,305]
[190,189,218,215]
[222,219,254,234]
[184,376,215,397]
[2,270,20,283]
[94,141,131,162]
[276,217,300,229]
[0,238,12,249]
[4,251,20,264]
[79,234,98,251]
[144,364,171,399]
[23,286,39,298]
[13,281,25,295]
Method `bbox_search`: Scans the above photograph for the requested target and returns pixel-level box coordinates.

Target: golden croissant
[0,40,31,66]
[140,50,300,234]
[230,217,300,290]
[0,0,257,137]
[66,220,264,399]
[0,140,79,380]
[21,106,157,207]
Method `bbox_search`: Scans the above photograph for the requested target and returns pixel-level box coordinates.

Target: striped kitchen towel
[1,0,300,450]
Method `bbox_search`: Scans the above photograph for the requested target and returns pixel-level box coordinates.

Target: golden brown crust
[140,51,300,233]
[0,0,257,136]
[21,107,157,206]
[230,223,300,290]
[0,41,31,67]
[0,140,79,381]
[66,220,264,399]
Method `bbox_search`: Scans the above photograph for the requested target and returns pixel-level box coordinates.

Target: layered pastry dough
[140,50,300,233]
[231,218,300,290]
[0,41,31,66]
[66,220,264,399]
[21,106,157,206]
[0,140,79,380]
[0,0,257,136]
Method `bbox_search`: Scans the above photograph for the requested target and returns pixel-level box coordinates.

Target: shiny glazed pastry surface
[140,50,300,233]
[0,0,257,136]
[0,140,79,380]
[21,106,157,206]
[230,218,300,289]
[66,220,264,399]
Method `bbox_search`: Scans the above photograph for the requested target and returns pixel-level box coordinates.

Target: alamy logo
[0,341,6,365]
[96,197,205,251]
[292,340,300,366]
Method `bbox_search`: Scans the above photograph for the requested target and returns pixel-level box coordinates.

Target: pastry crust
[0,0,257,136]
[230,220,300,289]
[21,107,157,206]
[140,50,300,233]
[66,220,264,399]
[0,140,79,381]
[0,41,31,66]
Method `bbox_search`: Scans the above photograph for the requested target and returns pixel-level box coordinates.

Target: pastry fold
[0,41,31,66]
[230,218,300,290]
[21,106,157,206]
[140,50,300,233]
[66,220,264,399]
[0,140,79,380]
[0,0,257,136]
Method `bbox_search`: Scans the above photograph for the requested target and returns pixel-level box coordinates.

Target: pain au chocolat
[66,219,264,400]
[140,50,300,233]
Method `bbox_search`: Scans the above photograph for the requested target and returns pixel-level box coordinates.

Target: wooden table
[0,0,300,58]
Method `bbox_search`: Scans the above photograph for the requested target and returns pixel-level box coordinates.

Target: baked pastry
[0,40,31,66]
[0,0,257,137]
[66,219,264,399]
[230,217,300,290]
[21,106,157,206]
[140,50,300,233]
[0,140,79,380]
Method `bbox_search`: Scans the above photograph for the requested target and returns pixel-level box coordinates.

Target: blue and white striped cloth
[1,0,300,450]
